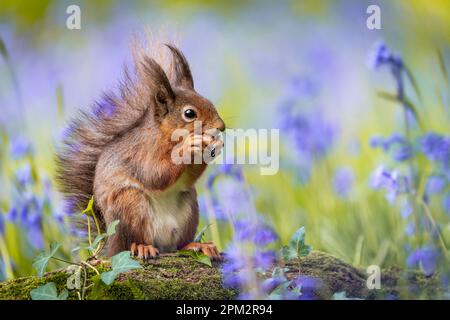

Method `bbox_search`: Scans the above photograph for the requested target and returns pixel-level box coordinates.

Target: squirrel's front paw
[130,243,159,261]
[183,242,222,261]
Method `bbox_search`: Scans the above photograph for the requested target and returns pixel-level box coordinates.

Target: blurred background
[0,0,449,288]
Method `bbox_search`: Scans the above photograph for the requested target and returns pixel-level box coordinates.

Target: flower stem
[419,198,449,259]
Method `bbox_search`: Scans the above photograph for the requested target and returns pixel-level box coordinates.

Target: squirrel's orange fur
[56,38,225,260]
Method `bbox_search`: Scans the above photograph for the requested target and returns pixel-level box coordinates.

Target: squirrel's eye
[183,108,197,122]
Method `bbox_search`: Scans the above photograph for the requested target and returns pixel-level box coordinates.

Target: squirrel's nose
[214,118,226,132]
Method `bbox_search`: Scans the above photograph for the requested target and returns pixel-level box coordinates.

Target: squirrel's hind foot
[130,243,159,261]
[182,242,222,261]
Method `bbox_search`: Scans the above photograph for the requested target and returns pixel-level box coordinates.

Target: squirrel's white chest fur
[147,172,192,252]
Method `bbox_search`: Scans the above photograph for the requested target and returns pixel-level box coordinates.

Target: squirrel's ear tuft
[141,56,174,119]
[165,44,194,90]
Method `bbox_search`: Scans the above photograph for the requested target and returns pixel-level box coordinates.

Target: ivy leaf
[193,224,211,243]
[177,250,212,267]
[82,196,95,217]
[101,251,142,285]
[30,282,68,300]
[32,242,61,277]
[282,227,312,261]
[106,220,120,236]
[272,267,289,279]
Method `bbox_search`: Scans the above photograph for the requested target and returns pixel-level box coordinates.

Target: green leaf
[281,246,298,261]
[404,66,422,102]
[101,251,142,285]
[376,91,423,129]
[30,282,68,300]
[193,224,211,243]
[82,196,95,217]
[107,220,120,236]
[177,250,212,267]
[32,242,61,277]
[90,234,105,251]
[436,48,448,85]
[282,227,312,261]
[0,36,9,60]
[271,267,289,279]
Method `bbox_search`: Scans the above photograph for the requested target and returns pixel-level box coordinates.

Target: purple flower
[367,41,402,70]
[281,107,336,164]
[9,137,33,160]
[370,134,413,162]
[407,247,439,276]
[420,133,450,170]
[234,218,278,247]
[400,199,413,219]
[443,193,450,215]
[405,222,415,236]
[425,175,446,196]
[333,167,354,198]
[0,212,4,235]
[7,193,44,249]
[213,178,253,218]
[370,166,410,204]
[198,195,227,220]
[253,250,276,270]
[294,276,323,300]
[261,276,286,294]
[15,164,32,187]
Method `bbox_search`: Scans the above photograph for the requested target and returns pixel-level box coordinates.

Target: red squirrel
[56,39,225,261]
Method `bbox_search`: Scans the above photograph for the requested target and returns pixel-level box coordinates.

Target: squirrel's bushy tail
[55,33,181,219]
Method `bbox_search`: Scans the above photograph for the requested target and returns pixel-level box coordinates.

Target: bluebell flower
[333,167,354,198]
[9,137,33,160]
[213,178,253,218]
[370,166,410,204]
[370,134,413,162]
[234,218,278,247]
[15,163,32,187]
[281,107,336,164]
[420,133,450,170]
[261,276,286,294]
[425,175,446,196]
[0,212,4,235]
[285,76,318,101]
[221,216,280,298]
[400,199,413,219]
[367,41,402,70]
[443,193,450,215]
[198,195,227,220]
[253,249,276,270]
[405,222,415,236]
[7,193,45,249]
[407,247,439,276]
[294,276,323,300]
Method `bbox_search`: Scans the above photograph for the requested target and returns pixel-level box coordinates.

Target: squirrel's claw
[183,242,222,261]
[130,243,159,261]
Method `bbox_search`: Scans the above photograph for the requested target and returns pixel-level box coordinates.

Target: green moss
[0,255,236,300]
[0,251,440,300]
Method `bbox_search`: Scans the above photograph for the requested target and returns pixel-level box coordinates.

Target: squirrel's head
[140,45,225,137]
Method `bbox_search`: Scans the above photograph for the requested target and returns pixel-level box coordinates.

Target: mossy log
[0,251,440,300]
